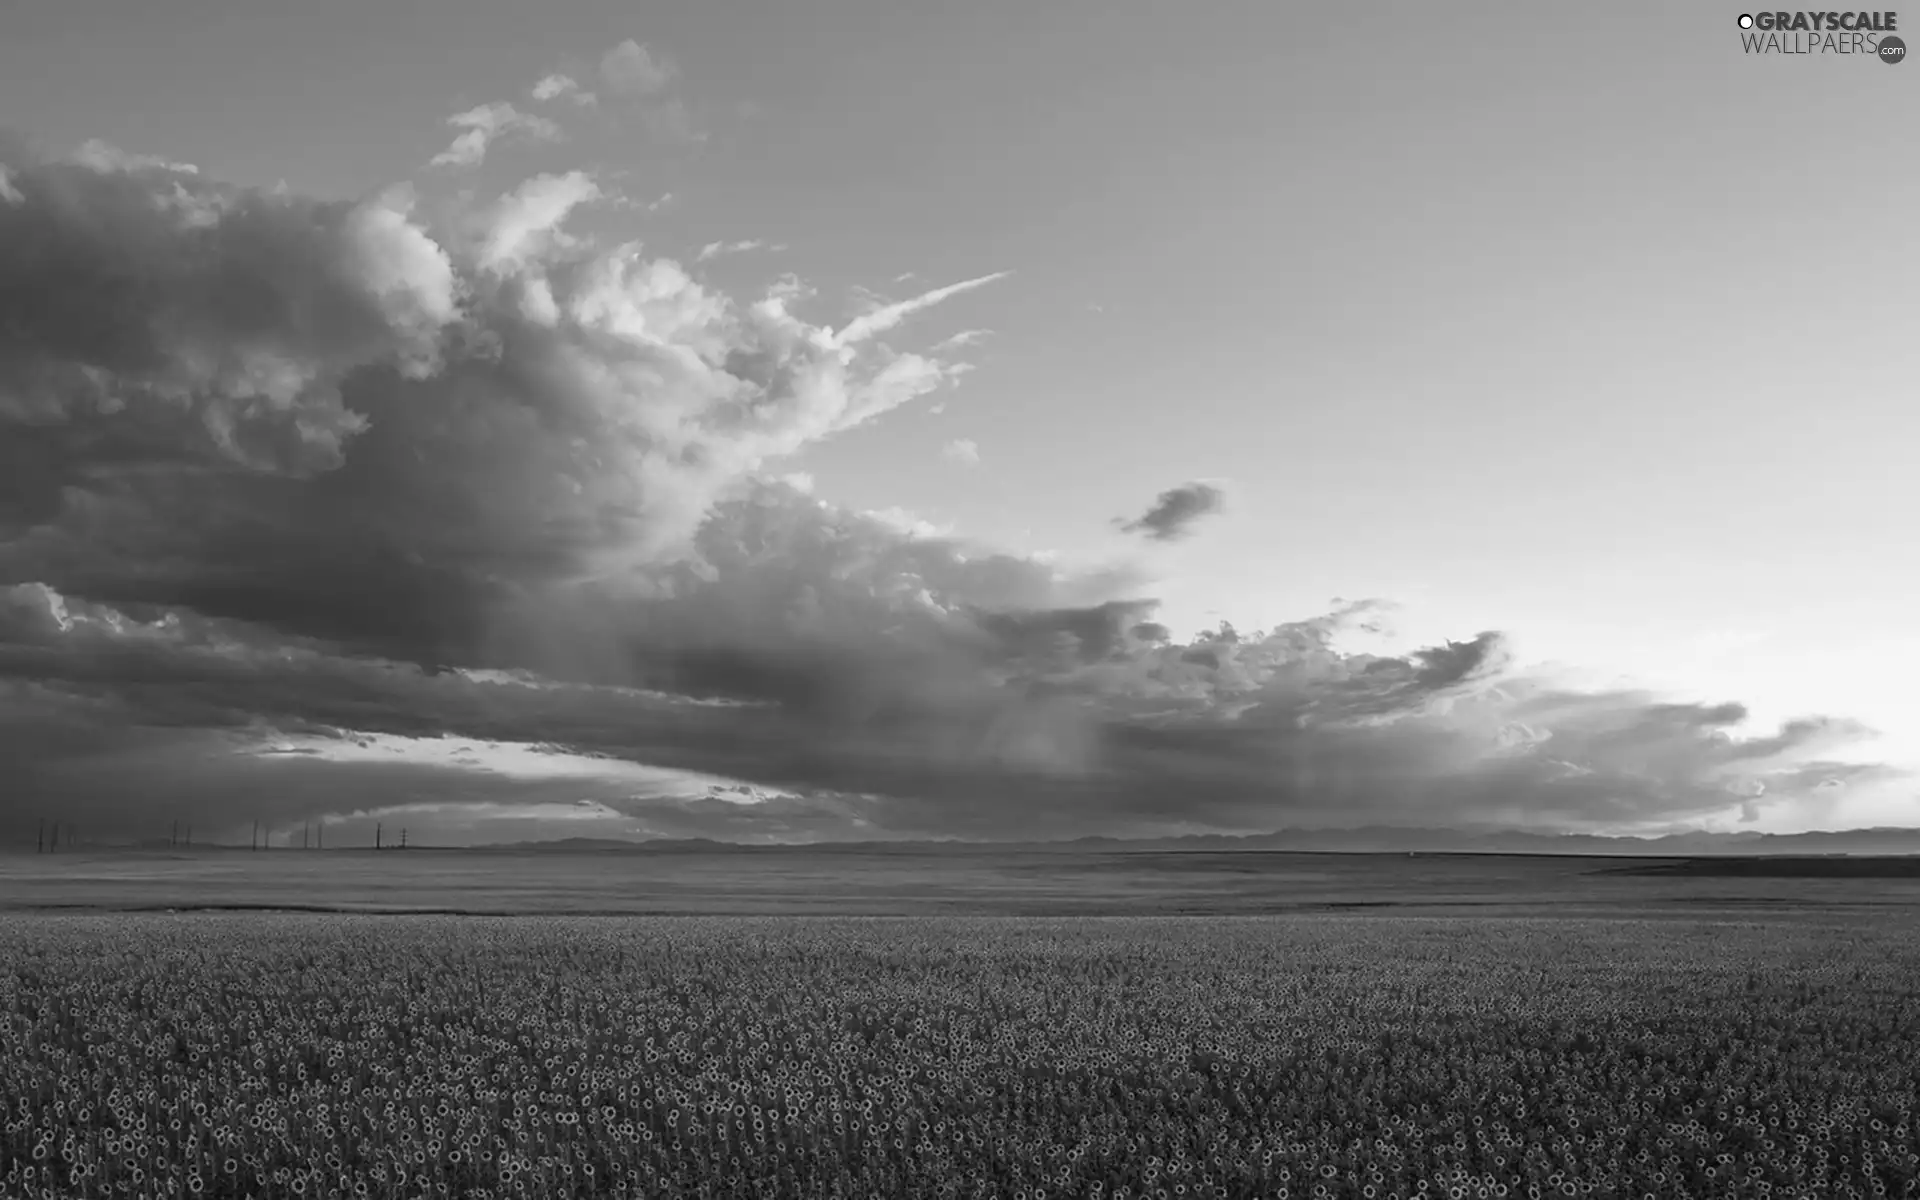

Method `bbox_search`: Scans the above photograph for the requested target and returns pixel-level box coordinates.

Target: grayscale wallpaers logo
[1737,10,1904,58]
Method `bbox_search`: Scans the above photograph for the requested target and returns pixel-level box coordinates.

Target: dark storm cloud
[1118,482,1226,542]
[0,136,1899,843]
[0,141,987,669]
[2,558,1889,842]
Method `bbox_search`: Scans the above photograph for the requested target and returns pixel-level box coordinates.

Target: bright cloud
[474,169,602,273]
[530,73,594,106]
[935,329,990,351]
[835,272,1011,347]
[697,239,779,263]
[430,103,563,168]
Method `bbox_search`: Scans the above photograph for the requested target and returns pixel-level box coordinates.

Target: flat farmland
[4,913,1918,1199]
[3,847,1919,916]
[8,851,1919,1198]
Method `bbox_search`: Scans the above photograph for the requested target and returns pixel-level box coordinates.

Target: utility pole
[36,818,44,854]
[400,828,408,850]
[376,822,383,850]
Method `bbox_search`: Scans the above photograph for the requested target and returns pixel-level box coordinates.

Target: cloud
[0,148,456,489]
[474,169,602,273]
[430,103,563,168]
[643,98,707,145]
[581,39,705,143]
[71,139,198,175]
[0,139,989,668]
[935,329,990,351]
[697,239,778,263]
[0,135,1901,845]
[863,505,954,539]
[1119,482,1226,542]
[834,272,1010,347]
[0,165,24,205]
[941,438,980,466]
[2,561,1890,843]
[600,40,677,97]
[531,74,595,106]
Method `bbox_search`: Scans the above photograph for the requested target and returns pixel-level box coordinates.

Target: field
[4,853,1919,1199]
[5,845,1920,916]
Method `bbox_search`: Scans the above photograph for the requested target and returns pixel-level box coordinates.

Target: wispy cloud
[72,139,197,175]
[696,238,781,263]
[430,103,562,168]
[834,272,1011,346]
[941,437,981,466]
[935,329,990,351]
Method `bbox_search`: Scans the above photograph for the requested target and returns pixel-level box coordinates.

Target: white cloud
[71,139,197,175]
[0,165,22,205]
[600,39,676,96]
[338,187,460,376]
[696,238,777,263]
[942,437,981,466]
[530,73,594,106]
[935,329,990,351]
[475,170,601,273]
[866,506,955,539]
[430,103,563,169]
[850,352,964,425]
[272,729,741,791]
[834,272,1011,347]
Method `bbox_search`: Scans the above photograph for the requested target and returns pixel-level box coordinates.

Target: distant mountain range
[479,827,1920,856]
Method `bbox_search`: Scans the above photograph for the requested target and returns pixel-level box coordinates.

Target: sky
[1,0,1915,846]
